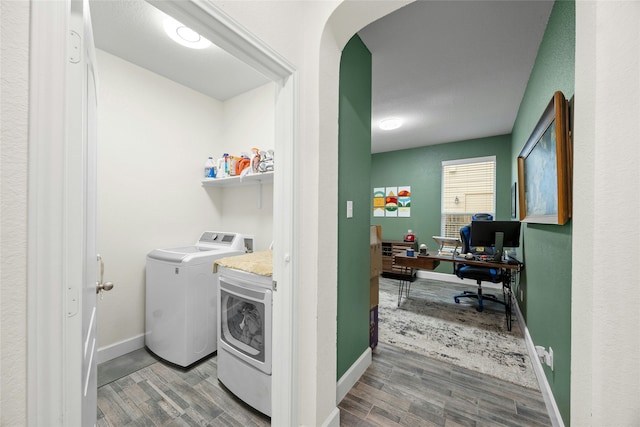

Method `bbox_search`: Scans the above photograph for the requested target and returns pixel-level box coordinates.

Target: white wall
[95,49,225,350]
[572,2,640,425]
[95,51,276,354]
[0,1,30,423]
[214,82,275,251]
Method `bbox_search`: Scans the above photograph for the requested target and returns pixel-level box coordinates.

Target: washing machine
[145,231,251,367]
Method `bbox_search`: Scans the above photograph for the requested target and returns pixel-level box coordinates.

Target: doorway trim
[27,0,74,424]
[27,0,298,424]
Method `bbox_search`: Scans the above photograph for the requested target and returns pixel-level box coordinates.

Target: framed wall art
[372,186,411,217]
[511,182,517,219]
[517,91,572,225]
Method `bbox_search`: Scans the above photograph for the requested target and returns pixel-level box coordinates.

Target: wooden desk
[394,253,520,271]
[392,254,440,308]
[393,253,523,330]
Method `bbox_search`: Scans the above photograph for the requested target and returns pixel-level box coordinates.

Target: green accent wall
[510,0,575,424]
[338,3,575,421]
[371,135,512,274]
[337,35,372,379]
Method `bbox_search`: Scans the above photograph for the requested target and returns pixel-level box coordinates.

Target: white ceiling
[89,0,554,153]
[359,1,554,153]
[89,0,271,101]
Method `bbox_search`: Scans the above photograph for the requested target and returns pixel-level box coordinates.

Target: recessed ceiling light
[379,117,403,131]
[163,17,212,50]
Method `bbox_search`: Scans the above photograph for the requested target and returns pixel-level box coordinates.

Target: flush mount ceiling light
[379,117,403,131]
[163,17,212,49]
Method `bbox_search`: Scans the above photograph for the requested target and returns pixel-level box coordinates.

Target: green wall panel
[371,135,512,274]
[510,0,575,423]
[338,2,575,421]
[337,35,372,380]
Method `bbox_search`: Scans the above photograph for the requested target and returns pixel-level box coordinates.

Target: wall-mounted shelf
[201,171,273,188]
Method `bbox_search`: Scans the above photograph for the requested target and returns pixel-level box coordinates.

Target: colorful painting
[384,187,398,217]
[397,186,411,217]
[373,187,385,217]
[372,186,411,217]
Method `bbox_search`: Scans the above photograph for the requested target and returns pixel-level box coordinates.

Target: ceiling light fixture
[379,117,403,131]
[163,17,212,49]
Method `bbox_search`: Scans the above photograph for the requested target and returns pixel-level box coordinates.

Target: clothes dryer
[216,251,273,416]
[145,231,250,367]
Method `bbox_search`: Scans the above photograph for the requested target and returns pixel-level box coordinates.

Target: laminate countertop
[214,250,272,276]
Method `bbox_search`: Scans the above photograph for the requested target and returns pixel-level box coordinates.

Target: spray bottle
[204,157,215,178]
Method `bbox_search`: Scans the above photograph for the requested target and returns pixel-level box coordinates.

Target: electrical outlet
[535,345,554,371]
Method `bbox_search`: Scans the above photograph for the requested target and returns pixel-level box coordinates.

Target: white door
[68,0,103,425]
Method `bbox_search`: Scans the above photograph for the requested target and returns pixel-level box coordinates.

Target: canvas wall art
[372,186,411,217]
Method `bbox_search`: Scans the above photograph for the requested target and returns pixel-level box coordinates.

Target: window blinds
[441,157,496,237]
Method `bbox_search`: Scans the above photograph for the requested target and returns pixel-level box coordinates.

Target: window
[441,156,496,238]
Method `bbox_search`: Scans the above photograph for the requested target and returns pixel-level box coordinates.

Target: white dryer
[145,231,250,367]
[217,251,273,416]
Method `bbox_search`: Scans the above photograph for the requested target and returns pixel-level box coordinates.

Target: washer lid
[147,246,216,262]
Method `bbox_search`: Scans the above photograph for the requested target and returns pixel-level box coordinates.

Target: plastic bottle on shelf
[217,158,226,177]
[236,154,251,176]
[223,153,229,177]
[251,148,261,173]
[229,155,237,176]
[204,157,215,178]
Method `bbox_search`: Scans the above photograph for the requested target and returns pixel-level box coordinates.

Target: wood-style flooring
[98,341,549,426]
[97,277,549,426]
[97,352,270,427]
[339,342,550,426]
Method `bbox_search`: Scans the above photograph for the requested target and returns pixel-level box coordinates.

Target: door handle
[96,254,114,294]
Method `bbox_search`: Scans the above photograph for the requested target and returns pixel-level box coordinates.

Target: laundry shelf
[201,171,273,187]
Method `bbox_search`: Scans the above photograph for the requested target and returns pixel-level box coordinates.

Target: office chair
[453,214,505,312]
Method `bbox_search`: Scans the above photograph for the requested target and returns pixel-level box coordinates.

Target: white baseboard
[513,300,564,427]
[415,270,502,290]
[336,346,372,404]
[320,407,340,427]
[96,333,145,364]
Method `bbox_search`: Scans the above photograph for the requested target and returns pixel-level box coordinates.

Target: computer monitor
[470,220,521,261]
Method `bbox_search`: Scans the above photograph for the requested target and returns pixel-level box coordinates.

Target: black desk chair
[453,216,505,313]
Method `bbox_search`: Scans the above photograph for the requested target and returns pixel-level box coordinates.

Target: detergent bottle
[204,157,215,178]
[236,154,251,176]
[216,158,226,178]
[251,148,261,173]
[229,155,237,176]
[223,153,229,177]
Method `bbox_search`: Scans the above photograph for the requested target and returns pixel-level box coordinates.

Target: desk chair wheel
[453,289,502,312]
[453,290,476,304]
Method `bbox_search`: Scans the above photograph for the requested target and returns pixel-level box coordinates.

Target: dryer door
[218,274,272,374]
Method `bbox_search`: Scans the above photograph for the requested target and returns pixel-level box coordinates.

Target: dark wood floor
[98,341,549,427]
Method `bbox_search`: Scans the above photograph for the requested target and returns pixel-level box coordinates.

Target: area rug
[377,276,539,389]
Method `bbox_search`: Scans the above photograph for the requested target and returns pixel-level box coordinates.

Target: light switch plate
[346,200,353,218]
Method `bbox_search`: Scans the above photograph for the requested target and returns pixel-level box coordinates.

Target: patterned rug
[377,276,539,389]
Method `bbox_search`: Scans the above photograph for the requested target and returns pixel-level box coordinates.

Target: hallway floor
[98,341,550,426]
